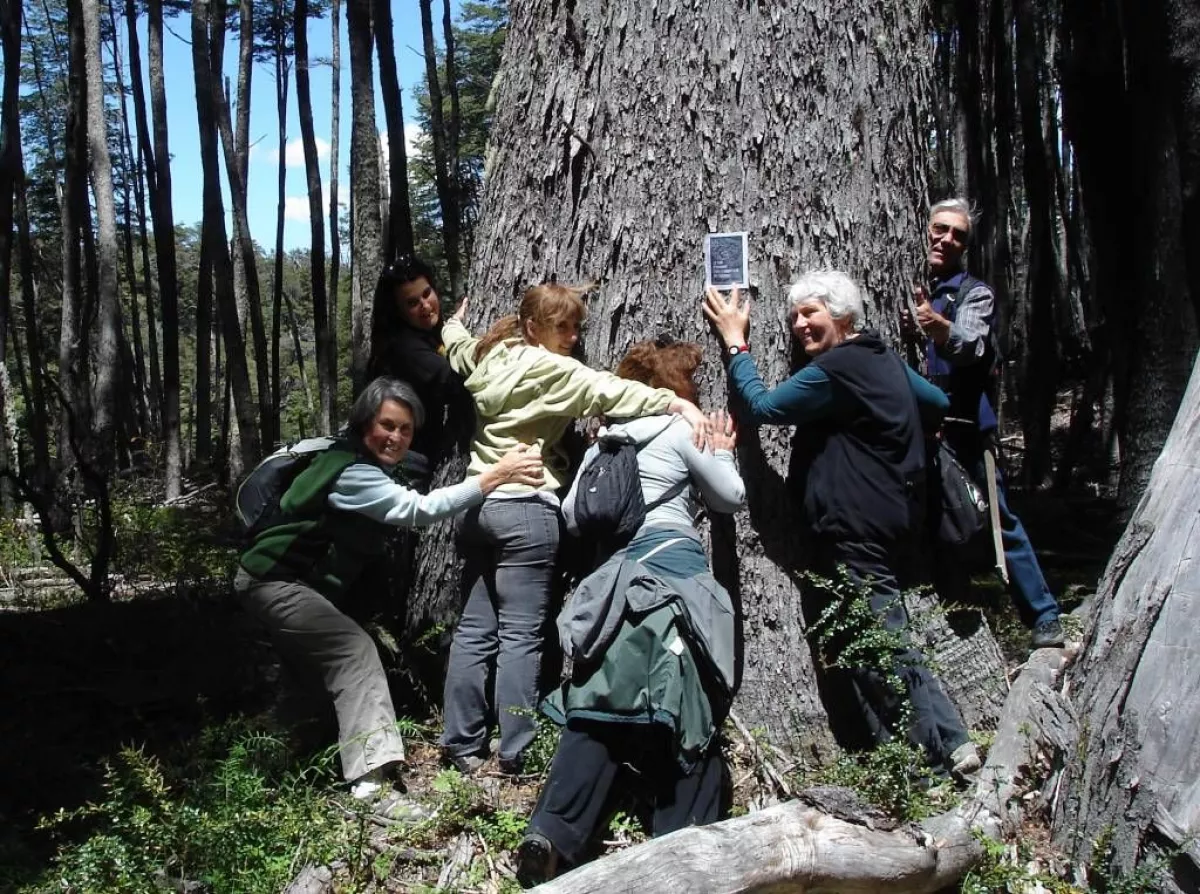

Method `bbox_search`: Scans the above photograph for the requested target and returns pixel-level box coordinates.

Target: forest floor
[0,427,1124,892]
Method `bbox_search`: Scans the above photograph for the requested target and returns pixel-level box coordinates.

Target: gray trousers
[441,497,561,763]
[234,569,405,782]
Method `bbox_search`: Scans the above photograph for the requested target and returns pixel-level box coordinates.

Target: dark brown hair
[616,338,703,404]
[475,283,590,362]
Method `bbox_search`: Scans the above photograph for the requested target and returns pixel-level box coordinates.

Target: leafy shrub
[24,720,354,894]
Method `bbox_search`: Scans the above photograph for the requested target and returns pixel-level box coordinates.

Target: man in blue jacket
[910,198,1064,650]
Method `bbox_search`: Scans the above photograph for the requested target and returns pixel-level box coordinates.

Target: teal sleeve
[905,367,949,427]
[725,353,835,425]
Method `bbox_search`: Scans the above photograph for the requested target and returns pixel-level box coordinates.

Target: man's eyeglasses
[929,222,970,243]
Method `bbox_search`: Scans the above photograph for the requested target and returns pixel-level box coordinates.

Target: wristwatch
[727,343,749,357]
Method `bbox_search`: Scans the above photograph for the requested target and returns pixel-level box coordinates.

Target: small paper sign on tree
[704,232,749,291]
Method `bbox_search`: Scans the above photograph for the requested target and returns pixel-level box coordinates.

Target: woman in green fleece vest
[439,284,710,774]
[235,377,543,808]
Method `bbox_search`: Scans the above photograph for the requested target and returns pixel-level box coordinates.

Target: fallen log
[533,643,1079,893]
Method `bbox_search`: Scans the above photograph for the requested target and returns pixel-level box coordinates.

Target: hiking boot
[447,751,487,774]
[498,754,525,777]
[1031,618,1065,649]
[516,831,558,888]
[372,790,433,824]
[948,741,982,777]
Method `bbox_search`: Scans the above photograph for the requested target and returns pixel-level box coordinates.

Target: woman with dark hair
[515,339,745,886]
[234,376,543,809]
[368,256,474,489]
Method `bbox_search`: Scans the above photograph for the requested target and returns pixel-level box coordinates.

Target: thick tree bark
[411,0,1006,756]
[1012,0,1062,488]
[1062,0,1200,515]
[418,0,462,296]
[147,0,184,498]
[1053,348,1200,891]
[295,0,335,433]
[192,0,259,470]
[346,0,382,392]
[373,0,415,259]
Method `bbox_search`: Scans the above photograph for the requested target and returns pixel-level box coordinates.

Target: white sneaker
[350,778,383,801]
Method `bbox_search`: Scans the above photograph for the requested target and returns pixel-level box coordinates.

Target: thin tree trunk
[373,0,414,259]
[59,0,90,473]
[295,0,335,433]
[211,0,272,448]
[195,219,213,466]
[442,0,462,267]
[328,0,342,381]
[192,0,259,470]
[418,0,462,296]
[346,0,382,393]
[283,288,315,433]
[326,0,340,379]
[146,0,183,498]
[107,2,151,435]
[271,0,288,443]
[0,0,20,511]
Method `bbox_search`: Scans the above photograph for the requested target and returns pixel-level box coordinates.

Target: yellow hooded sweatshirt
[442,318,675,494]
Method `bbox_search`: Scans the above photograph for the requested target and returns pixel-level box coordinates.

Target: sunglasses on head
[653,333,676,348]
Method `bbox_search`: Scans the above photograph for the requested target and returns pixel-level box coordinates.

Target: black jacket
[370,322,474,463]
[789,332,926,545]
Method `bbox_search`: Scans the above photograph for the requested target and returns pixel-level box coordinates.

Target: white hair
[787,270,865,332]
[929,197,977,239]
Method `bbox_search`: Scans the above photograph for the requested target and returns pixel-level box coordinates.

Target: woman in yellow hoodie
[439,284,708,773]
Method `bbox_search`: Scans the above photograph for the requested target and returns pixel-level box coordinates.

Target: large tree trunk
[346,0,382,392]
[1062,0,1200,515]
[1052,347,1200,890]
[295,0,335,433]
[411,0,1006,756]
[146,0,184,498]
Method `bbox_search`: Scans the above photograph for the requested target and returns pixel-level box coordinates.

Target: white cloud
[284,195,311,221]
[259,137,332,167]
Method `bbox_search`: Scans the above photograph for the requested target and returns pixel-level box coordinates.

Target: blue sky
[132,1,462,252]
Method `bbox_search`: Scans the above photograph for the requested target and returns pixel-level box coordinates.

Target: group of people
[234,197,1065,882]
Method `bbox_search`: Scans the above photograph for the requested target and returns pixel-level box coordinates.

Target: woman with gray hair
[234,376,544,814]
[702,275,979,778]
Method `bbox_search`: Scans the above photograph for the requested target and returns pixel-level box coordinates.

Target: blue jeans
[943,432,1060,629]
[441,497,562,763]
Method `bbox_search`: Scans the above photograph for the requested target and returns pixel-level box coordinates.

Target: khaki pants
[235,569,405,782]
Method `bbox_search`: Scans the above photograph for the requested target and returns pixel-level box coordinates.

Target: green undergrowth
[14,719,356,894]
